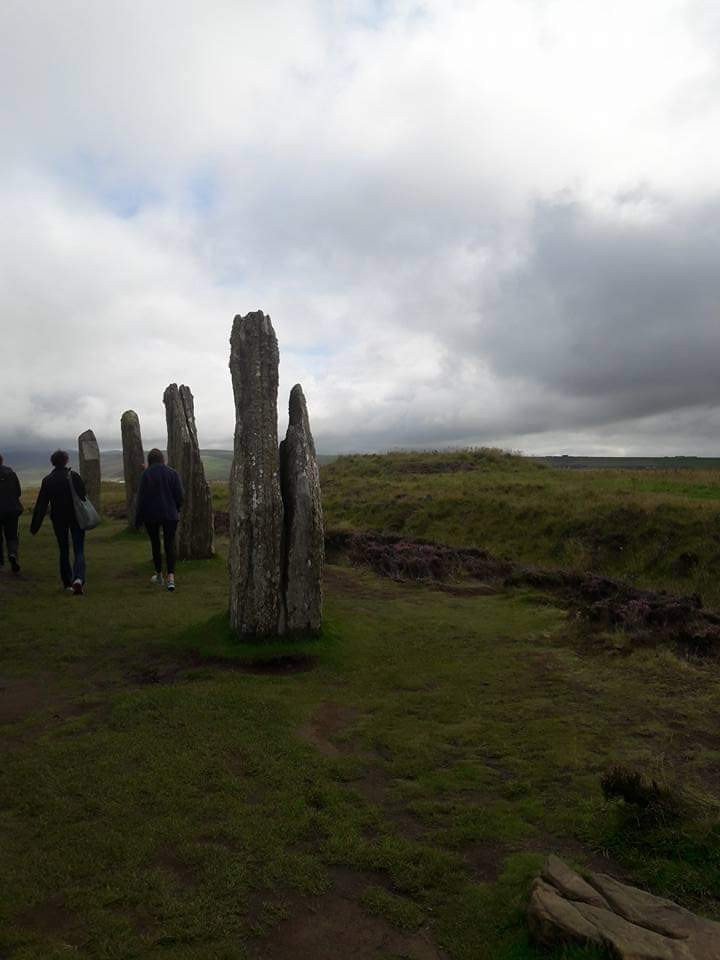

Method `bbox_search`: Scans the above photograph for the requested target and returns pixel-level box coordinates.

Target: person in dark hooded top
[134,448,183,591]
[0,453,23,573]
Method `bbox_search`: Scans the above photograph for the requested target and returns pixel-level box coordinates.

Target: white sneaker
[151,573,164,585]
[166,577,175,592]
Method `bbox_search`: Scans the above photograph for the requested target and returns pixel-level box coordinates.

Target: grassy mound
[321,449,720,605]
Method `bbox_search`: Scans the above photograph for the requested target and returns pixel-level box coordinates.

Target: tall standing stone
[163,383,214,560]
[228,311,284,636]
[120,410,144,526]
[78,429,101,508]
[280,385,323,633]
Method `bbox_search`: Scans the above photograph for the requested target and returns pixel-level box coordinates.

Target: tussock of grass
[601,764,681,822]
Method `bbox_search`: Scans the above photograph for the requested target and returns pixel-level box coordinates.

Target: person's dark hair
[147,448,165,465]
[51,449,69,468]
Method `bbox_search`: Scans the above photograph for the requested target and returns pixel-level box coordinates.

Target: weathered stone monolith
[280,385,323,633]
[163,383,214,560]
[120,410,144,526]
[228,311,284,636]
[78,429,101,508]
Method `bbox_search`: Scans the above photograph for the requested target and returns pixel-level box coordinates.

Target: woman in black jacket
[134,448,183,591]
[30,450,88,594]
[0,453,23,573]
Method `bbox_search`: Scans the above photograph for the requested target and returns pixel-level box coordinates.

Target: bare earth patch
[299,701,361,756]
[252,867,447,960]
[152,844,199,888]
[463,840,509,883]
[15,895,82,947]
[0,675,55,724]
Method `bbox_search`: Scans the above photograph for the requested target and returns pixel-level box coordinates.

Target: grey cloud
[474,198,720,423]
[3,1,720,459]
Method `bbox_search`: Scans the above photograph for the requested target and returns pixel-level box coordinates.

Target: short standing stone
[120,410,144,526]
[78,429,101,508]
[228,311,284,637]
[280,385,323,633]
[163,383,214,560]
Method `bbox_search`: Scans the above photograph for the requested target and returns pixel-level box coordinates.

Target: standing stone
[78,429,101,509]
[120,410,145,526]
[163,383,214,560]
[280,385,323,633]
[228,311,284,637]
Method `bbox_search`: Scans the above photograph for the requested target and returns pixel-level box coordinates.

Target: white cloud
[2,0,719,456]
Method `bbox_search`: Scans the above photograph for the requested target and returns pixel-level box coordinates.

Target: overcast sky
[2,0,719,456]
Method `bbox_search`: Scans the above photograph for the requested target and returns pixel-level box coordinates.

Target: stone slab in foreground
[528,855,720,959]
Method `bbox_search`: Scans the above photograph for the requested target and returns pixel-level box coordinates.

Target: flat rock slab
[528,855,720,959]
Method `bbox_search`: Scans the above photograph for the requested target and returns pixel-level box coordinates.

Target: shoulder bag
[68,471,101,531]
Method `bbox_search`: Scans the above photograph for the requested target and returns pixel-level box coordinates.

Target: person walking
[30,450,88,594]
[0,454,23,574]
[134,448,183,592]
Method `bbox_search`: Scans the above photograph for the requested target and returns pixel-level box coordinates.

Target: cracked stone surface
[280,384,324,634]
[528,855,720,959]
[163,383,214,560]
[120,410,144,528]
[78,428,101,508]
[228,311,284,637]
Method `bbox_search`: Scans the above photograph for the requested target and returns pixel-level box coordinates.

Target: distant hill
[10,449,337,486]
[321,447,720,607]
[11,447,720,486]
[537,455,720,470]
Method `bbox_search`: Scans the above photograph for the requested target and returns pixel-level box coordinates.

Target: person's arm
[134,472,147,528]
[30,479,49,534]
[13,471,22,513]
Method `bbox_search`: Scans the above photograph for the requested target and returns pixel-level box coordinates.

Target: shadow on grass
[109,525,146,541]
[164,610,339,672]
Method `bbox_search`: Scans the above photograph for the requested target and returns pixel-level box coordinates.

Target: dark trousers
[146,521,177,575]
[0,512,19,564]
[52,518,86,587]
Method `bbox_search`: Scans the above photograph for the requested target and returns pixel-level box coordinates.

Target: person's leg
[163,521,177,590]
[145,522,162,574]
[162,522,177,575]
[0,512,7,567]
[70,523,86,588]
[5,514,20,572]
[52,519,72,587]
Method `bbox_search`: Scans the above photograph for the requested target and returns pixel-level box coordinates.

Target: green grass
[5,453,720,958]
[320,449,720,605]
[4,507,720,959]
